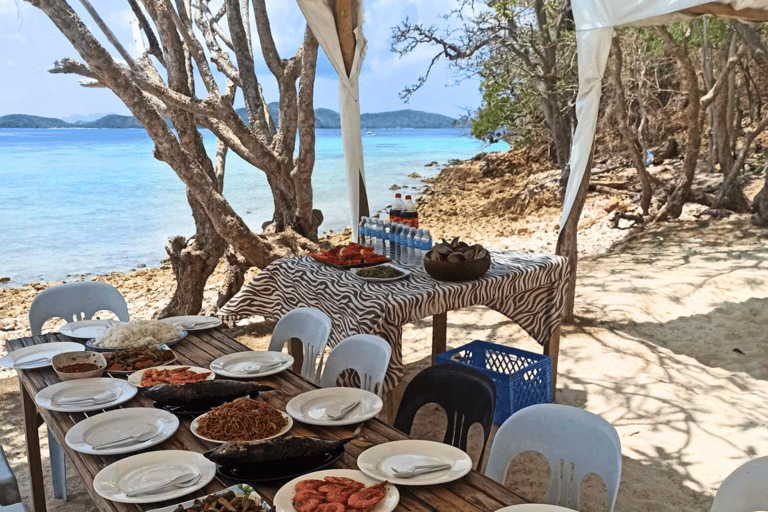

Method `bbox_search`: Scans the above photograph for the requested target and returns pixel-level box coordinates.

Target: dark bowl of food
[423,237,491,281]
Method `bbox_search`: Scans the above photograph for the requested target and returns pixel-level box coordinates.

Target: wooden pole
[556,150,594,323]
[334,0,356,77]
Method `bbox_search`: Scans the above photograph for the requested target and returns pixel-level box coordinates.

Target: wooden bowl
[52,351,106,381]
[423,253,492,281]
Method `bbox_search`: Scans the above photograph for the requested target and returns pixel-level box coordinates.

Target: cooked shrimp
[347,482,388,511]
[325,485,360,504]
[295,497,322,512]
[316,504,346,512]
[295,479,326,492]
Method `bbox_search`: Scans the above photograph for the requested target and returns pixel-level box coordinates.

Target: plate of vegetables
[351,264,410,282]
[103,345,177,375]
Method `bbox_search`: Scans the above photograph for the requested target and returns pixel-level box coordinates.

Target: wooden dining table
[5,328,528,512]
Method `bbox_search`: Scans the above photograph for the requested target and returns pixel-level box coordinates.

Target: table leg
[432,312,447,364]
[20,380,47,512]
[544,325,561,401]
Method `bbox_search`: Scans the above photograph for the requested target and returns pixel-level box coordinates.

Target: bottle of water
[383,220,392,254]
[391,223,402,262]
[406,227,417,265]
[422,230,433,251]
[409,229,424,265]
[358,217,366,245]
[372,219,384,253]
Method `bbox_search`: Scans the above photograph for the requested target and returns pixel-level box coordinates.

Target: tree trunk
[217,245,251,309]
[654,26,701,222]
[751,156,768,227]
[609,35,653,215]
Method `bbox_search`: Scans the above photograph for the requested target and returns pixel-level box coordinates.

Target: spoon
[89,428,157,449]
[237,361,284,374]
[124,473,201,497]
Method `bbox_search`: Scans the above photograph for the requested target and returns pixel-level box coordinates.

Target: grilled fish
[141,379,274,406]
[205,435,358,466]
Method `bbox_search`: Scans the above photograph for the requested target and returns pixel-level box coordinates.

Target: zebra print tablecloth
[218,251,570,393]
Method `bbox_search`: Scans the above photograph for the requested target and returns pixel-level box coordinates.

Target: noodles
[195,398,288,442]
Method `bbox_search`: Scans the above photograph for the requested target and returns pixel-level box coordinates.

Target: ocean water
[0,128,507,286]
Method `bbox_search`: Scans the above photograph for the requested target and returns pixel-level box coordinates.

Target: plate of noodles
[190,397,293,444]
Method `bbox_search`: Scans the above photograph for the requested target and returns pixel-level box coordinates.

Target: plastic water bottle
[406,227,417,265]
[645,150,654,167]
[422,230,433,251]
[391,223,403,261]
[383,220,392,253]
[372,219,384,253]
[358,217,366,245]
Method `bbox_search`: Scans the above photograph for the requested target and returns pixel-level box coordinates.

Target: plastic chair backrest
[319,334,392,395]
[268,307,332,383]
[393,364,496,469]
[485,403,622,512]
[710,456,768,512]
[29,281,130,336]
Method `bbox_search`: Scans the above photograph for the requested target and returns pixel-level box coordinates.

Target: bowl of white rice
[86,320,186,351]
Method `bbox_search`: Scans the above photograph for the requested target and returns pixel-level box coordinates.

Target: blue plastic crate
[435,340,552,424]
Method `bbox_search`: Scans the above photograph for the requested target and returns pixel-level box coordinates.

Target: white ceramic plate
[285,388,383,426]
[35,377,137,413]
[59,320,124,340]
[0,342,85,370]
[495,506,578,512]
[93,450,216,504]
[210,352,294,379]
[65,408,179,455]
[356,440,473,486]
[350,264,410,282]
[127,365,215,388]
[273,469,399,512]
[190,410,293,444]
[160,315,222,332]
[147,484,268,512]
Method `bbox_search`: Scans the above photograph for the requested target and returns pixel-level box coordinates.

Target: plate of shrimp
[272,469,398,512]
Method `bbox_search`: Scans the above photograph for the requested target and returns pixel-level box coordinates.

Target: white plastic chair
[319,334,392,395]
[28,281,129,501]
[710,456,768,512]
[268,307,332,383]
[29,281,129,335]
[485,403,622,512]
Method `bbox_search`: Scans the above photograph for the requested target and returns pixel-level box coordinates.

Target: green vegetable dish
[355,265,404,279]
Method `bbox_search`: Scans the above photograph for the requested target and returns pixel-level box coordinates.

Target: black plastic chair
[393,363,497,469]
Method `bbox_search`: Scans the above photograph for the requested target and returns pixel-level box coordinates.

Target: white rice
[96,320,181,349]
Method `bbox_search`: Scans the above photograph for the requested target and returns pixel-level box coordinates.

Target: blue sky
[0,0,484,119]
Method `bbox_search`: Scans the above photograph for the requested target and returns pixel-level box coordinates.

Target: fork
[238,361,284,373]
[391,463,452,478]
[324,400,359,420]
[124,473,201,497]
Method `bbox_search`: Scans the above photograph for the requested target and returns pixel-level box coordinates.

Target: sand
[2,157,768,511]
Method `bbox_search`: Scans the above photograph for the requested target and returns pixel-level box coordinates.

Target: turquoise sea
[0,128,507,286]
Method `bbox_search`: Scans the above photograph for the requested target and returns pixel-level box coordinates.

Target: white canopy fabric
[296,0,368,242]
[560,0,768,232]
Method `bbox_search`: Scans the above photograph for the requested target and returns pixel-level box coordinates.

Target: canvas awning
[296,0,369,242]
[560,0,768,233]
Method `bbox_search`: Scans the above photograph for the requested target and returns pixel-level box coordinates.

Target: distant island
[0,104,467,130]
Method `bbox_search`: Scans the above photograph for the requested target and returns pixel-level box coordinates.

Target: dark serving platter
[214,446,345,484]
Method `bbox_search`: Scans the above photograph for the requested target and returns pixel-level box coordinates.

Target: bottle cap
[405,195,412,199]
[395,193,402,198]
